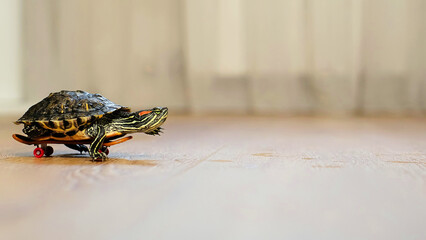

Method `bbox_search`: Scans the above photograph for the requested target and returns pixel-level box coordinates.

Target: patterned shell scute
[16,90,130,123]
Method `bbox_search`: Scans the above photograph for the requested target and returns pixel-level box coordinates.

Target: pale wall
[3,0,426,115]
[0,0,23,113]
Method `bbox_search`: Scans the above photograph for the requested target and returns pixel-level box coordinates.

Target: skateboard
[12,134,133,158]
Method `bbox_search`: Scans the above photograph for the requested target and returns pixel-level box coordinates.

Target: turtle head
[113,107,168,135]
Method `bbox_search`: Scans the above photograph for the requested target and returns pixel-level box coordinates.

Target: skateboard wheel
[34,148,44,158]
[44,146,54,157]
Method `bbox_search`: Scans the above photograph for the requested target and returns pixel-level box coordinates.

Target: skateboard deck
[12,134,133,147]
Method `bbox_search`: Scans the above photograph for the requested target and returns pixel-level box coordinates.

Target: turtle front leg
[89,125,107,161]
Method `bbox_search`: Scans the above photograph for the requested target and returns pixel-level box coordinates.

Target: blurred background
[1,0,426,116]
[1,2,425,239]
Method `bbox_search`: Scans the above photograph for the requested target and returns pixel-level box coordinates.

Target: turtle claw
[145,127,163,136]
[91,151,107,162]
[65,144,89,154]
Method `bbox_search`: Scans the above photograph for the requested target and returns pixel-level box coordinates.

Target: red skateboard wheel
[33,148,44,158]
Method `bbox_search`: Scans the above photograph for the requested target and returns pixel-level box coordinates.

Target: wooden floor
[0,115,425,240]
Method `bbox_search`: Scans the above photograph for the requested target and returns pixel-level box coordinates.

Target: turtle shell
[15,90,130,128]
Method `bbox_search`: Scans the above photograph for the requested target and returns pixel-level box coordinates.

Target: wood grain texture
[0,115,425,239]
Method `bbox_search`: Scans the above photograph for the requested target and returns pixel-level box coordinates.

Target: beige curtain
[23,0,426,115]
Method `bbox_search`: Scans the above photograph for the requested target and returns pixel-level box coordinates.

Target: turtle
[14,90,168,160]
